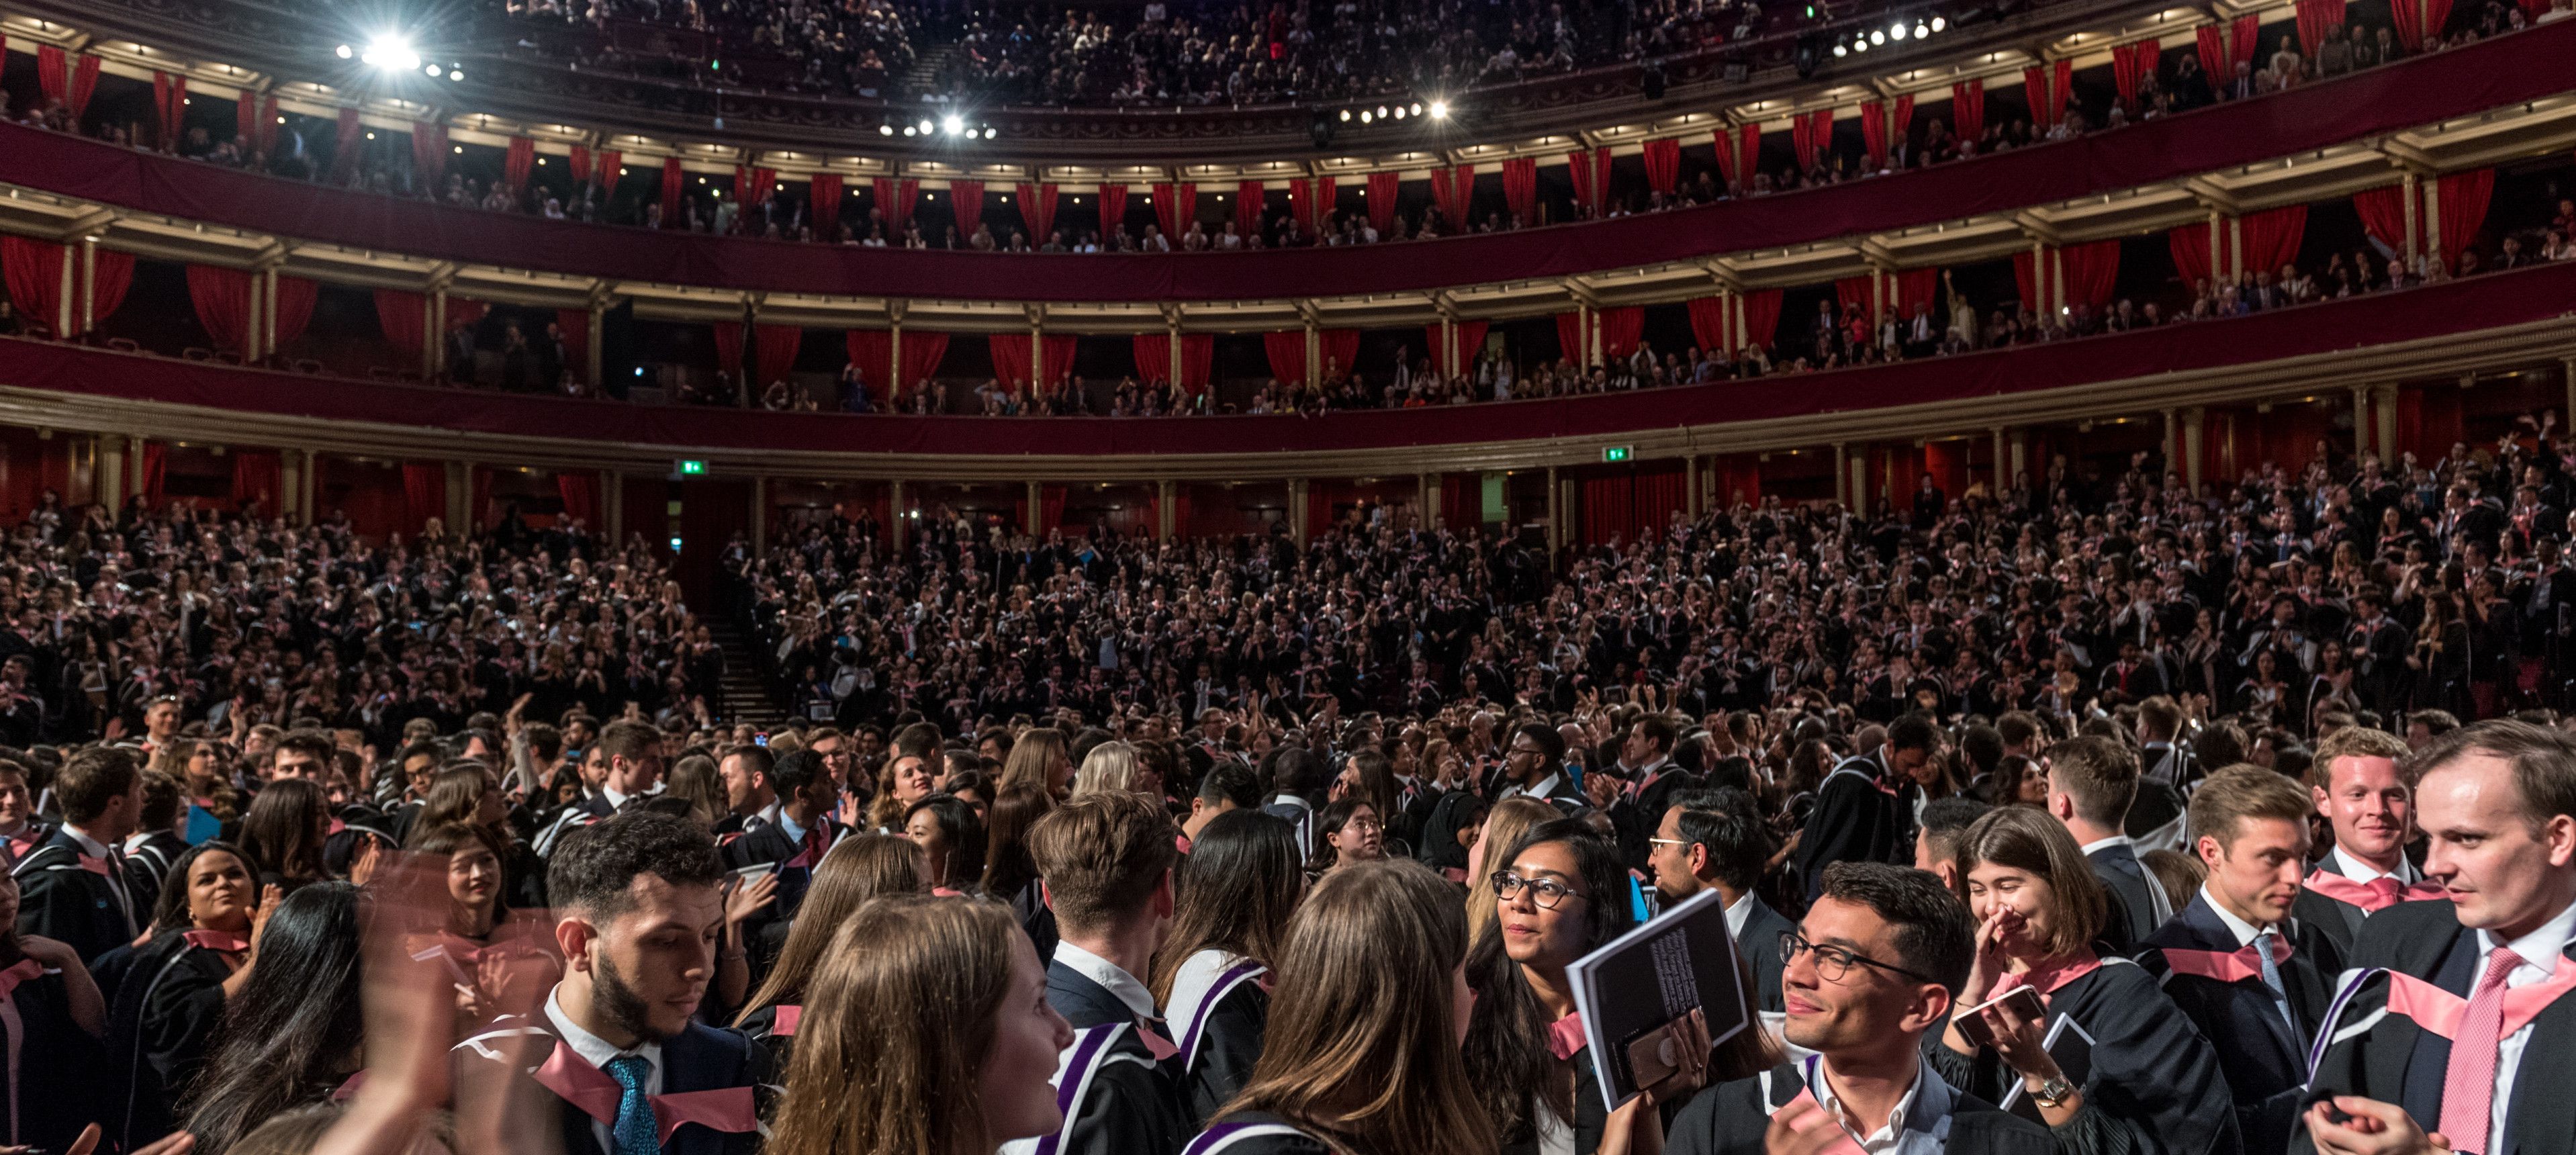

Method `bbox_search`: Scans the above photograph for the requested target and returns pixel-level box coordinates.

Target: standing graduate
[14,747,145,966]
[1667,862,2056,1155]
[2299,721,2576,1155]
[0,865,107,1152]
[2293,726,2438,959]
[454,811,769,1155]
[1794,715,1936,900]
[106,841,277,1149]
[2135,767,2344,1155]
[1150,811,1302,1127]
[1183,859,1498,1155]
[1933,807,2240,1155]
[1462,819,1635,1155]
[2042,736,2170,954]
[1018,790,1193,1155]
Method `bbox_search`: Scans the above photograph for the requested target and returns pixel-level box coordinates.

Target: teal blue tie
[2252,931,2298,1035]
[604,1055,659,1155]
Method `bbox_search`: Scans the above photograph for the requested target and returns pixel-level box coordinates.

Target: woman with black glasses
[1933,808,2235,1155]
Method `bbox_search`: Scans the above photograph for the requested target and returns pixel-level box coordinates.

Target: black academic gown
[2297,898,2576,1155]
[2088,842,2166,954]
[1181,1111,1340,1155]
[12,831,139,966]
[2134,894,2343,1155]
[1499,1044,1607,1155]
[1045,960,1191,1155]
[1928,957,2240,1155]
[2288,855,2433,962]
[1667,1060,2057,1155]
[1164,958,1268,1129]
[107,931,237,1148]
[1792,753,1905,901]
[452,1014,770,1155]
[0,957,103,1153]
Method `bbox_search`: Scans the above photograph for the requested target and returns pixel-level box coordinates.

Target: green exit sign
[678,460,707,475]
[1602,446,1633,463]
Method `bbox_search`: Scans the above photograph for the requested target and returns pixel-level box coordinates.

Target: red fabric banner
[660,158,684,226]
[2434,168,2493,269]
[1262,331,1306,384]
[1236,181,1264,238]
[1366,171,1397,233]
[412,122,448,189]
[1642,138,1680,195]
[1951,82,1985,144]
[402,462,445,533]
[505,138,535,193]
[557,471,598,528]
[950,180,984,240]
[1893,93,1915,152]
[1015,182,1054,242]
[1501,158,1537,225]
[1095,183,1125,238]
[753,324,802,383]
[230,449,282,516]
[810,173,843,239]
[185,265,256,351]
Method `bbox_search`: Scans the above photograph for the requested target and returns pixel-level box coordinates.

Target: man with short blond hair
[1025,790,1188,1155]
[2295,725,2431,957]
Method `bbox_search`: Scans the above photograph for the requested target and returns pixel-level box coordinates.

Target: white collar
[2080,835,2135,856]
[2199,883,2282,948]
[1629,755,1670,778]
[59,825,109,858]
[1516,771,1562,798]
[2329,844,2416,885]
[2477,896,2576,974]
[543,984,663,1081]
[1724,890,1757,941]
[1267,794,1312,813]
[1053,940,1159,1020]
[1808,1052,1951,1147]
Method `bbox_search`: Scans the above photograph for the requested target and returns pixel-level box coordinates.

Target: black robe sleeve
[1792,773,1896,900]
[12,968,105,1153]
[1185,984,1269,1127]
[1064,1042,1190,1155]
[1943,964,2240,1155]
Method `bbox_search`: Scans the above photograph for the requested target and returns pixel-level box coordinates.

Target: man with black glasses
[1668,862,2054,1155]
[1494,721,1585,811]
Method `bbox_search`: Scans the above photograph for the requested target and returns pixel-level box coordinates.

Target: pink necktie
[2438,948,2525,1155]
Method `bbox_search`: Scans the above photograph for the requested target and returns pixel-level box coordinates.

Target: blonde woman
[1072,740,1141,797]
[999,727,1073,800]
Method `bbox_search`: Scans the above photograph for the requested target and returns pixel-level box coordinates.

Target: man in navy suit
[2043,735,2168,954]
[1649,787,1793,1011]
[457,811,766,1155]
[13,745,143,965]
[2301,721,2576,1155]
[2137,767,2343,1155]
[1024,790,1190,1155]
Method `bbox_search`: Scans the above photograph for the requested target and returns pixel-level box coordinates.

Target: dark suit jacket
[2135,895,2342,1155]
[1667,1062,2056,1155]
[1737,895,1795,1014]
[455,1016,769,1155]
[1046,960,1190,1155]
[12,831,137,965]
[2299,899,2576,1155]
[2289,854,2427,960]
[2090,841,2166,952]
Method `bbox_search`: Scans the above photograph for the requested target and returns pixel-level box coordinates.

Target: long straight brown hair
[765,896,1017,1155]
[1215,858,1498,1155]
[733,833,927,1025]
[1148,809,1303,1005]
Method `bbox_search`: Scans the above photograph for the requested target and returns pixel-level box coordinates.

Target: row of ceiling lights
[1833,14,1947,57]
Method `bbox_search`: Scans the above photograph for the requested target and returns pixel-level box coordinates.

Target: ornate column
[2181,408,2206,492]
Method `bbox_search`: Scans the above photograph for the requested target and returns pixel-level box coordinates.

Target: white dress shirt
[1807,1053,1956,1155]
[545,985,663,1155]
[2198,883,2283,947]
[2329,844,2420,884]
[1503,772,1563,802]
[2473,896,2576,1149]
[1052,941,1158,1020]
[1725,890,1758,943]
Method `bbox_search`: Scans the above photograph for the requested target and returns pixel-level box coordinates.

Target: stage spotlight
[1360,109,1373,123]
[1410,101,1422,115]
[1915,21,1931,36]
[1428,100,1448,119]
[918,118,934,134]
[941,113,964,135]
[1931,15,1946,30]
[1834,42,1848,55]
[334,44,353,59]
[1869,28,1884,43]
[903,126,917,136]
[449,68,464,81]
[1377,105,1389,117]
[983,126,997,139]
[1393,105,1406,119]
[1339,109,1352,122]
[1853,35,1869,50]
[1890,21,1906,39]
[425,63,442,77]
[880,124,894,136]
[362,36,421,72]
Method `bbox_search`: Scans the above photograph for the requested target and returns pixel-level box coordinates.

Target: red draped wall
[1017,182,1056,242]
[1741,290,1784,355]
[1792,111,1825,170]
[950,180,984,240]
[2435,169,2493,269]
[2354,186,2407,255]
[230,450,281,516]
[1501,159,1536,225]
[1686,297,1728,356]
[2062,240,2120,310]
[272,276,317,353]
[754,324,802,383]
[1598,308,1645,361]
[1262,332,1307,384]
[2296,0,2348,53]
[402,462,446,533]
[1287,179,1314,232]
[1041,336,1076,386]
[990,333,1033,387]
[1365,172,1397,233]
[1835,276,1874,317]
[1581,476,1633,545]
[1892,269,1939,314]
[2240,205,2308,276]
[1861,101,1889,169]
[1556,312,1588,364]
[1428,167,1466,226]
[38,48,100,122]
[557,471,599,527]
[505,138,535,193]
[1178,334,1212,394]
[846,330,892,391]
[1318,330,1360,378]
[1642,139,1680,195]
[1133,334,1170,383]
[1,238,131,337]
[185,265,256,351]
[1568,150,1599,212]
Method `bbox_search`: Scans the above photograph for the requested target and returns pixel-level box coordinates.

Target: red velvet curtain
[1861,101,1889,169]
[2197,25,2227,83]
[1236,180,1264,237]
[874,177,919,229]
[152,73,187,150]
[1892,269,1939,314]
[1740,290,1784,354]
[754,324,802,383]
[504,138,535,192]
[2023,67,2052,129]
[568,146,592,185]
[1133,334,1170,382]
[1501,158,1536,225]
[1686,296,1729,355]
[809,173,842,238]
[185,265,256,351]
[557,471,599,527]
[2052,59,2073,127]
[1951,82,1985,144]
[2435,168,2493,269]
[1792,111,1825,170]
[2232,14,2261,68]
[1642,138,1680,195]
[1146,182,1181,238]
[330,108,363,181]
[1365,171,1397,233]
[68,53,101,122]
[1318,330,1360,379]
[899,332,948,394]
[1016,182,1055,241]
[2393,0,2452,50]
[1173,182,1199,236]
[557,309,589,376]
[1040,335,1076,386]
[402,462,446,533]
[1042,486,1066,535]
[412,122,447,188]
[951,180,984,239]
[990,332,1033,387]
[1581,476,1635,545]
[2295,0,2347,54]
[846,329,894,391]
[1567,150,1598,212]
[272,276,317,353]
[1095,183,1127,236]
[88,248,133,336]
[1598,308,1645,360]
[1736,125,1762,186]
[1179,334,1212,394]
[712,322,746,376]
[594,149,620,189]
[0,238,60,335]
[1287,179,1316,232]
[1556,312,1588,363]
[1636,469,1686,537]
[1426,321,1489,375]
[2170,223,2217,286]
[447,298,487,332]
[660,158,684,225]
[2114,40,2158,104]
[1440,475,1475,526]
[140,442,166,508]
[230,450,281,516]
[1428,167,1465,226]
[2240,205,2307,276]
[2062,240,2119,309]
[1835,276,1874,317]
[2354,185,2409,254]
[1712,128,1738,186]
[376,289,431,355]
[2013,250,2043,310]
[1262,332,1307,383]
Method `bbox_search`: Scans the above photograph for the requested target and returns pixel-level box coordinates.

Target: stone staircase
[708,620,786,728]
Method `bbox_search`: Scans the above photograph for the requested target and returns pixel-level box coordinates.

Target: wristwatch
[2029,1075,2076,1109]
